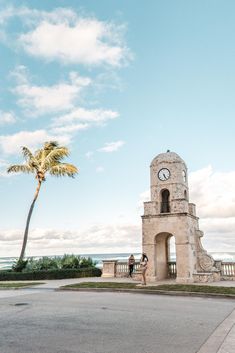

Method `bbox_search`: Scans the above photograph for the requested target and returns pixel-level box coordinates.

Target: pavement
[0,277,235,353]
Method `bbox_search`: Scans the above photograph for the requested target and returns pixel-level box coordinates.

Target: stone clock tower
[142,151,220,283]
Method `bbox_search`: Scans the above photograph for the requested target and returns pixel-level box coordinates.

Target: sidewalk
[197,308,235,353]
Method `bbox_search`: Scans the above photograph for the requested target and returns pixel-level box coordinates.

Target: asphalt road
[0,290,234,353]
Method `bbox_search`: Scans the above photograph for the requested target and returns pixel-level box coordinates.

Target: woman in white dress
[140,252,148,285]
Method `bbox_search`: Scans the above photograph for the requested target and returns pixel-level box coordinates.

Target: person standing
[140,252,148,285]
[128,254,135,277]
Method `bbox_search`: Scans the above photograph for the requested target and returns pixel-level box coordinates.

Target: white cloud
[0,6,77,26]
[0,223,141,257]
[55,107,119,125]
[96,166,104,173]
[0,111,16,125]
[0,6,16,25]
[138,190,150,211]
[200,217,235,252]
[9,65,28,84]
[0,159,10,177]
[98,140,125,153]
[19,18,129,66]
[12,67,91,115]
[139,190,150,204]
[85,151,94,159]
[11,67,119,135]
[0,130,70,155]
[52,107,119,135]
[51,123,89,134]
[189,166,235,218]
[0,5,130,67]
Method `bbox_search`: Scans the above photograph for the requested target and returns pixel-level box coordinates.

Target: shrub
[12,259,28,272]
[0,267,102,281]
[11,254,97,273]
[79,257,94,268]
[25,257,59,271]
[60,254,80,269]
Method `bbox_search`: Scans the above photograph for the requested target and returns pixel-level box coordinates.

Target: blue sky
[0,0,235,257]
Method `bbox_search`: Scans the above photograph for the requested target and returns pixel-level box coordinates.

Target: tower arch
[154,232,176,280]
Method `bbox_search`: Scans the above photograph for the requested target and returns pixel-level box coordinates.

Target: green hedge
[0,267,102,281]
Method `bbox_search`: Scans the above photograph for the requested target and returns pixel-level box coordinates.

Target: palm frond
[28,160,39,171]
[34,142,58,162]
[46,147,69,162]
[42,147,70,170]
[44,141,59,150]
[49,163,78,178]
[34,148,43,161]
[10,141,78,179]
[21,147,40,170]
[21,146,34,161]
[7,164,35,174]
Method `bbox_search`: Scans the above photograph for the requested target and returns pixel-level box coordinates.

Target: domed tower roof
[150,151,186,167]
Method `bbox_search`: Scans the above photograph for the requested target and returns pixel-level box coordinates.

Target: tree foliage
[7,141,78,181]
[7,141,78,265]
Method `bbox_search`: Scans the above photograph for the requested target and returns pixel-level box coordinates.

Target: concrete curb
[57,287,235,299]
[196,309,235,353]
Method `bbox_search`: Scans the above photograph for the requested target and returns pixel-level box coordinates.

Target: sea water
[0,252,235,270]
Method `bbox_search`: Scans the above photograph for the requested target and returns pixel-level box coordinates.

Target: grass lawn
[62,282,235,296]
[0,282,44,289]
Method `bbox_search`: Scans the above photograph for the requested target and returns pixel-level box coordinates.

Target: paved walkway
[0,277,234,352]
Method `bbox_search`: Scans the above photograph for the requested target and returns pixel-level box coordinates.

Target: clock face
[158,168,170,181]
[182,170,186,182]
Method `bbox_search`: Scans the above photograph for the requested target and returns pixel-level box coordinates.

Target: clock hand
[163,173,166,179]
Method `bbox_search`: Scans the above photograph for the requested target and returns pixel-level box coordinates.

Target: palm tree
[7,141,78,263]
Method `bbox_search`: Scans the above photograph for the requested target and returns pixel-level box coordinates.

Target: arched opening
[155,232,176,280]
[184,190,187,200]
[161,189,170,213]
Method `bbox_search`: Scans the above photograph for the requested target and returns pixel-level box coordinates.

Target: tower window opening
[184,190,187,200]
[161,189,170,213]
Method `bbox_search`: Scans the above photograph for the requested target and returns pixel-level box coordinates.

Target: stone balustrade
[168,261,177,278]
[168,261,235,280]
[221,262,235,279]
[116,261,141,278]
[102,260,235,280]
[102,260,140,278]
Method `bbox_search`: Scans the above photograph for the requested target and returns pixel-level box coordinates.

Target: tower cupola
[149,151,189,214]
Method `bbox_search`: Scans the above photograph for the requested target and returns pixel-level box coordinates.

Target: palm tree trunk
[19,180,42,261]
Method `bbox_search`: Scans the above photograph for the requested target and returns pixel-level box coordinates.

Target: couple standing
[128,252,148,285]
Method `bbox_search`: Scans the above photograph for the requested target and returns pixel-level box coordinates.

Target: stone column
[175,242,195,283]
[102,260,117,278]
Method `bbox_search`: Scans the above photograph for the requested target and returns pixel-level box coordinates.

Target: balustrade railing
[168,261,177,278]
[116,261,177,277]
[221,262,235,277]
[116,261,128,273]
[116,261,140,276]
[111,260,235,279]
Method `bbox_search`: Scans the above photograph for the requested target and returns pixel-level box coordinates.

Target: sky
[0,0,235,257]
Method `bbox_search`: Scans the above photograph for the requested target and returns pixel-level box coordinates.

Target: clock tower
[142,151,220,283]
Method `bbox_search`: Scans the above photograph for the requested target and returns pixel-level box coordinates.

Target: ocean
[0,252,235,270]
